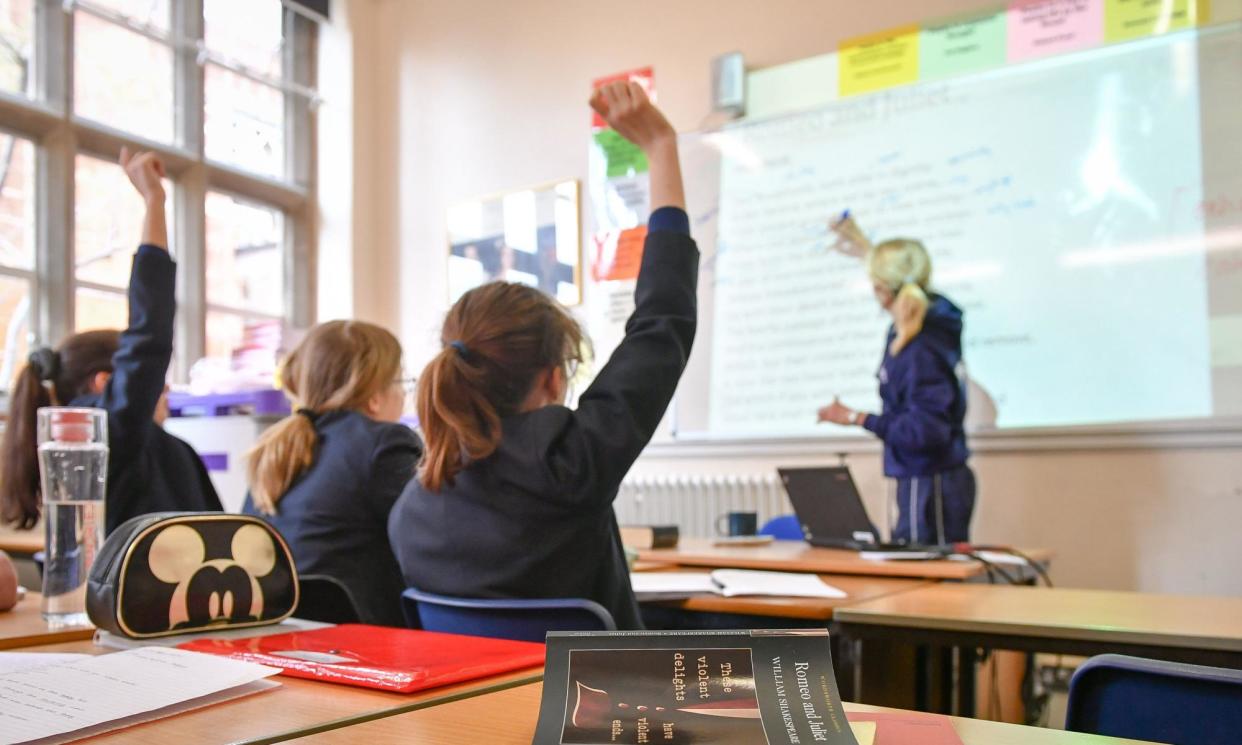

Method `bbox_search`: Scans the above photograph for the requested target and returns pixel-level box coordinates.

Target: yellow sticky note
[1105,0,1210,41]
[839,25,920,96]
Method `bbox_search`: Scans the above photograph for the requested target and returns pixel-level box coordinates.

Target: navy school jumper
[388,207,698,630]
[243,411,422,627]
[861,294,975,544]
[71,245,222,534]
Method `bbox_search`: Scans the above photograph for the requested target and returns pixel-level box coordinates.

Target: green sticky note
[920,11,1006,80]
[593,129,648,178]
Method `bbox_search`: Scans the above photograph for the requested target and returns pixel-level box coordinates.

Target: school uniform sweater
[862,294,970,478]
[388,207,698,631]
[71,245,222,534]
[243,411,422,627]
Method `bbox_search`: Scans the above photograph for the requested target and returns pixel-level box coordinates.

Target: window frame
[0,0,317,385]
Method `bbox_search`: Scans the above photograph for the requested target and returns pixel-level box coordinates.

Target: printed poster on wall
[585,67,655,376]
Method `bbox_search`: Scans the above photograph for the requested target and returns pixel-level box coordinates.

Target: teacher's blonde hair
[869,238,932,355]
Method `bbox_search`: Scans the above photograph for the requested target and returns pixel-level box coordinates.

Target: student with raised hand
[0,149,222,534]
[243,321,421,627]
[388,81,697,630]
[817,229,975,544]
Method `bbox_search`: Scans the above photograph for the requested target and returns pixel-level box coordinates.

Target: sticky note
[839,25,920,96]
[921,11,1008,79]
[591,226,647,282]
[593,129,648,179]
[1105,0,1208,41]
[1007,0,1105,61]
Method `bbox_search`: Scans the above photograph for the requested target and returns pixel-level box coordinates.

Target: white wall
[348,0,1242,596]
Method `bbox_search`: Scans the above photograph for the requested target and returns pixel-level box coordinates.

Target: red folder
[177,624,545,693]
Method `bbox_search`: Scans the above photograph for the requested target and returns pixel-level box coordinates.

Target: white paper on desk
[0,647,279,745]
[0,653,90,676]
[630,572,720,598]
[710,569,848,599]
[947,550,1032,567]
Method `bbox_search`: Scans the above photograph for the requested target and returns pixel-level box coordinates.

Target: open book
[630,569,847,600]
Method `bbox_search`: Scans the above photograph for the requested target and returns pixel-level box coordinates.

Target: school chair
[759,514,803,540]
[1066,654,1242,744]
[295,574,362,624]
[401,588,616,643]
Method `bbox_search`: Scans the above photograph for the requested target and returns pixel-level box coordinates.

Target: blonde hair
[247,320,403,515]
[868,238,932,355]
[418,282,585,492]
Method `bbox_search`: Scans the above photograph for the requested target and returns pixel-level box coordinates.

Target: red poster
[591,226,647,282]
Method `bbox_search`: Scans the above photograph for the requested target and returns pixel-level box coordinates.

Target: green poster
[920,11,1006,80]
[593,128,648,178]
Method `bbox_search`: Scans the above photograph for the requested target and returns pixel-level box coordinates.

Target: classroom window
[73,9,176,145]
[0,0,35,97]
[0,133,34,386]
[0,0,319,393]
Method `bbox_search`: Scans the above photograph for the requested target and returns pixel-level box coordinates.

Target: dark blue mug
[716,511,758,537]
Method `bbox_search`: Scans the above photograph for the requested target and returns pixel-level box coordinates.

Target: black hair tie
[449,340,471,360]
[295,408,319,423]
[28,347,60,382]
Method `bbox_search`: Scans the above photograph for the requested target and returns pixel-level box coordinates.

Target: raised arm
[544,84,698,501]
[98,149,176,463]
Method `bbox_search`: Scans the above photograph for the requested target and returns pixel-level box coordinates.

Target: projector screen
[672,24,1242,440]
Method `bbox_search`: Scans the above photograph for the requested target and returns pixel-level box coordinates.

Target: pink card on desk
[1007,0,1104,61]
[847,711,965,745]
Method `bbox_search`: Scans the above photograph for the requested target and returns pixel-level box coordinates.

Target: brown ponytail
[1,330,120,529]
[247,320,403,514]
[418,282,585,492]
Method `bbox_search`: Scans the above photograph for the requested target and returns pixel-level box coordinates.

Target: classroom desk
[639,539,1053,582]
[12,639,542,745]
[835,583,1242,718]
[285,682,1151,745]
[0,593,94,650]
[834,583,1242,667]
[0,527,42,557]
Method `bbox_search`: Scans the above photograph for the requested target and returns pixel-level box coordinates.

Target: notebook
[177,623,545,693]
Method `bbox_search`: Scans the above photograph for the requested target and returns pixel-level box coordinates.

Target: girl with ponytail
[1,149,221,533]
[243,320,420,626]
[388,81,698,630]
[818,223,976,545]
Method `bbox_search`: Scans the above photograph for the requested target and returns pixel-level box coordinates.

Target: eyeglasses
[395,377,417,395]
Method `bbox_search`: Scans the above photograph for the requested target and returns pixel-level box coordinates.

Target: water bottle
[37,407,108,628]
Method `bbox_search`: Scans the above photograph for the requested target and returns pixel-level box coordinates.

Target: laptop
[778,466,939,552]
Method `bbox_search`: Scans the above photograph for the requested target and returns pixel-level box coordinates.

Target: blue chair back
[759,514,804,540]
[1066,654,1242,744]
[401,588,616,643]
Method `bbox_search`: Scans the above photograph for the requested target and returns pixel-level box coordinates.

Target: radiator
[614,473,791,537]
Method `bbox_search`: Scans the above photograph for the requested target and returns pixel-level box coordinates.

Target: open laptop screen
[778,466,881,549]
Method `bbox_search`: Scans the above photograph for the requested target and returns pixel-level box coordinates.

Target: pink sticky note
[1007,0,1104,61]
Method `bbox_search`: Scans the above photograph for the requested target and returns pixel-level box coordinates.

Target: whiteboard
[671,24,1242,442]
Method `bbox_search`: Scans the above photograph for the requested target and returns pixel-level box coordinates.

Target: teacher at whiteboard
[817,218,975,544]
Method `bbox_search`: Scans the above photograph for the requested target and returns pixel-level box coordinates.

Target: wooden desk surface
[13,639,542,745]
[640,538,1053,581]
[835,583,1242,652]
[0,593,95,650]
[640,566,935,620]
[288,682,1150,745]
[0,526,42,556]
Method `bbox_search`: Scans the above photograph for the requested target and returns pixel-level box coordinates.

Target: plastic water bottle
[38,407,108,628]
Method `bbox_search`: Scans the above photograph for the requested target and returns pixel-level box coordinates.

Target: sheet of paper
[0,647,279,745]
[629,572,719,598]
[850,720,878,745]
[859,551,944,562]
[847,711,965,745]
[0,654,90,676]
[710,569,848,599]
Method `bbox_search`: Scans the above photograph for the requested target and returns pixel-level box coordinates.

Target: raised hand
[119,146,166,205]
[589,81,675,154]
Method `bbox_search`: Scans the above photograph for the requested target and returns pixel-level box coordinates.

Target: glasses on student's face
[394,377,417,396]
